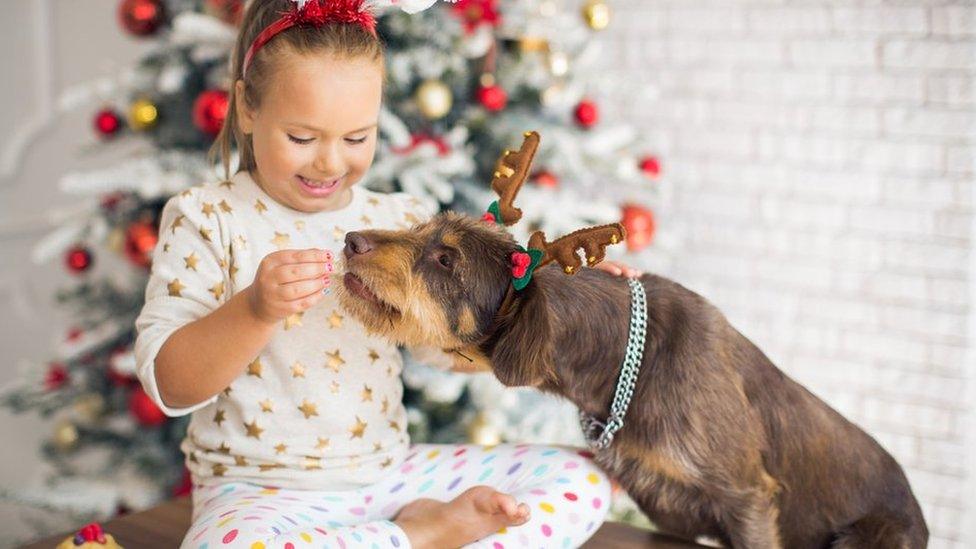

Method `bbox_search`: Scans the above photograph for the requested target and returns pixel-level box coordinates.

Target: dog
[335,133,928,548]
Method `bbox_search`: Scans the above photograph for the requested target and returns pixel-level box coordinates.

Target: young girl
[136,1,637,547]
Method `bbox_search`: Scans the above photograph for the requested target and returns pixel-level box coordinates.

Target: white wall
[597,1,974,547]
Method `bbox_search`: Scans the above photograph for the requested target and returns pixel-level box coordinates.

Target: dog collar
[579,277,648,450]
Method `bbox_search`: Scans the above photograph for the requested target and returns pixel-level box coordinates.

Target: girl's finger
[272,261,332,283]
[278,278,328,301]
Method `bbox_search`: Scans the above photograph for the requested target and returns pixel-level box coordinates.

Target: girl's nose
[313,142,344,175]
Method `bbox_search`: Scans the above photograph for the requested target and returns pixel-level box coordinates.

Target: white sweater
[135,171,436,490]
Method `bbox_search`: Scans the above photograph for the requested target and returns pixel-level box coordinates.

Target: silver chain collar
[579,277,648,451]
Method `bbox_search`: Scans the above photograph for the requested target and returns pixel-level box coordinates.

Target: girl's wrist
[239,286,280,327]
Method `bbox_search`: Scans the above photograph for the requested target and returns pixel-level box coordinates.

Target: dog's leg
[718,489,783,549]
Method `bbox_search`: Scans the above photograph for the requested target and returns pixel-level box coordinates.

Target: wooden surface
[21,496,705,548]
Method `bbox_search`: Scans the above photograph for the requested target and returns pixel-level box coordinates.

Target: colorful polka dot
[541,524,553,537]
[539,502,555,513]
[300,532,312,542]
[221,529,238,544]
[249,543,263,549]
[564,492,578,501]
[587,472,601,484]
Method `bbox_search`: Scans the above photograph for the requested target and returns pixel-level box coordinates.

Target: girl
[135,1,636,547]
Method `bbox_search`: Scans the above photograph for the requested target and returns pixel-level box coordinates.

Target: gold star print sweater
[134,171,438,490]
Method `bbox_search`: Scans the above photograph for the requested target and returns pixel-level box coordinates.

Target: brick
[882,107,975,138]
[833,7,929,35]
[833,72,926,105]
[667,7,746,34]
[790,40,878,68]
[927,74,975,107]
[883,40,976,70]
[746,7,831,35]
[931,5,976,37]
[858,140,945,175]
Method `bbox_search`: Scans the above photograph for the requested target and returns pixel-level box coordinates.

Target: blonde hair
[210,0,385,180]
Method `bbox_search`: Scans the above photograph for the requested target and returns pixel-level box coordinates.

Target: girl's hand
[593,260,643,279]
[245,248,334,324]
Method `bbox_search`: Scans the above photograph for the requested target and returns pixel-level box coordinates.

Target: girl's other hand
[245,248,334,324]
[593,260,643,279]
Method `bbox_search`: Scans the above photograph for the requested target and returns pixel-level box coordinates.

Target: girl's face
[236,52,383,213]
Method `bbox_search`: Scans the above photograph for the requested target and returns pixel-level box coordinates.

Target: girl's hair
[210,0,385,180]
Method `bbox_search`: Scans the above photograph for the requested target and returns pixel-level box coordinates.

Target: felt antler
[488,131,540,226]
[528,224,627,275]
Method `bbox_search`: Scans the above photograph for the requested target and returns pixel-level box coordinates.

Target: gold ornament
[466,412,501,446]
[582,0,611,31]
[53,420,79,452]
[129,98,159,130]
[548,51,570,77]
[73,393,105,422]
[518,36,550,53]
[415,79,453,120]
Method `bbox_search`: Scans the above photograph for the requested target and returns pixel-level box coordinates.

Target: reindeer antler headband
[483,131,627,290]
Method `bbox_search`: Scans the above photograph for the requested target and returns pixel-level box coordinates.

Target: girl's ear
[235,80,254,135]
[486,278,555,387]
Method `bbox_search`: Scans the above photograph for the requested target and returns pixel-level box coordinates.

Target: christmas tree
[3,0,663,533]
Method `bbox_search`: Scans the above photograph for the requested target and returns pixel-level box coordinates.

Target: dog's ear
[484,278,555,387]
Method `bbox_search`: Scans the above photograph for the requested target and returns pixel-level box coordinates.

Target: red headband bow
[242,0,378,78]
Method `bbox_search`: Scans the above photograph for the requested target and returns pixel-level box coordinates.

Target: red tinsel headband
[242,0,378,78]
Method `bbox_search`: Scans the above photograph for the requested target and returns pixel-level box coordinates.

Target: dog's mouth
[342,272,401,318]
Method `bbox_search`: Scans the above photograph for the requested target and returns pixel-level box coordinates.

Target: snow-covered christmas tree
[2,0,664,530]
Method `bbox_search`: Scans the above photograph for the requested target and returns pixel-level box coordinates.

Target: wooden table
[21,497,704,548]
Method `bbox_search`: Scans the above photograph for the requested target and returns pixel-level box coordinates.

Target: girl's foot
[394,485,530,548]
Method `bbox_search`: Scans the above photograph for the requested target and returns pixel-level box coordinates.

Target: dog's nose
[344,232,373,259]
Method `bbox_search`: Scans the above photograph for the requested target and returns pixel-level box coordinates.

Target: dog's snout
[344,232,373,259]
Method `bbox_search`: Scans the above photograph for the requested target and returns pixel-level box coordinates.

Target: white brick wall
[600,1,974,546]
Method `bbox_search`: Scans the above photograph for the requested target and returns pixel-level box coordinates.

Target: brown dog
[335,136,928,549]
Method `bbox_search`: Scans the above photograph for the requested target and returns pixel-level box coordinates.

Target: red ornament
[620,204,656,252]
[391,134,451,157]
[118,0,165,37]
[193,90,230,137]
[511,251,532,278]
[67,327,84,342]
[65,245,93,274]
[477,84,507,112]
[639,155,662,179]
[574,99,599,128]
[532,170,559,189]
[129,387,167,426]
[101,192,126,212]
[44,363,69,391]
[205,0,244,25]
[94,109,123,138]
[451,0,502,34]
[172,467,193,497]
[124,221,158,267]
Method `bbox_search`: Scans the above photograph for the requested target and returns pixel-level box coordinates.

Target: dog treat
[57,522,123,549]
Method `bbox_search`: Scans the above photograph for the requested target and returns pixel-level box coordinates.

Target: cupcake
[56,522,123,549]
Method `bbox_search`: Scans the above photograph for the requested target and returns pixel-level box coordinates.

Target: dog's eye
[435,251,453,269]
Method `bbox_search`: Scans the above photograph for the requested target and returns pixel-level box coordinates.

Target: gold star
[303,456,322,470]
[386,365,394,377]
[294,220,305,231]
[222,386,233,397]
[244,419,264,439]
[274,442,288,455]
[234,455,248,466]
[291,361,306,378]
[316,437,331,451]
[247,358,263,378]
[404,212,421,224]
[298,399,318,419]
[219,180,234,190]
[228,262,239,282]
[209,281,225,301]
[201,202,216,218]
[408,197,421,207]
[361,384,373,402]
[213,409,226,426]
[373,441,383,452]
[360,215,372,226]
[168,278,186,297]
[217,442,231,454]
[330,381,340,394]
[218,200,233,213]
[333,226,345,241]
[188,452,198,463]
[180,189,193,198]
[367,349,380,363]
[199,227,212,242]
[328,311,344,329]
[163,243,170,252]
[326,350,345,373]
[259,399,274,413]
[254,199,268,214]
[183,252,199,271]
[259,463,284,472]
[170,215,185,234]
[380,457,393,468]
[349,416,367,439]
[212,463,228,476]
[381,397,389,414]
[388,420,400,431]
[284,312,303,330]
[234,235,248,249]
[367,197,380,206]
[271,231,291,250]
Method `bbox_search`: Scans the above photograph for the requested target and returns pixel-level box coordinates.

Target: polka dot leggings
[182,443,612,548]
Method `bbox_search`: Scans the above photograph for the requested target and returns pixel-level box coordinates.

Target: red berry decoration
[44,363,69,391]
[511,251,532,278]
[574,99,599,128]
[118,0,165,37]
[124,221,158,268]
[477,84,507,112]
[129,386,167,426]
[65,245,93,274]
[532,170,559,189]
[620,204,656,252]
[94,109,123,138]
[481,212,496,224]
[639,155,662,179]
[193,89,230,137]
